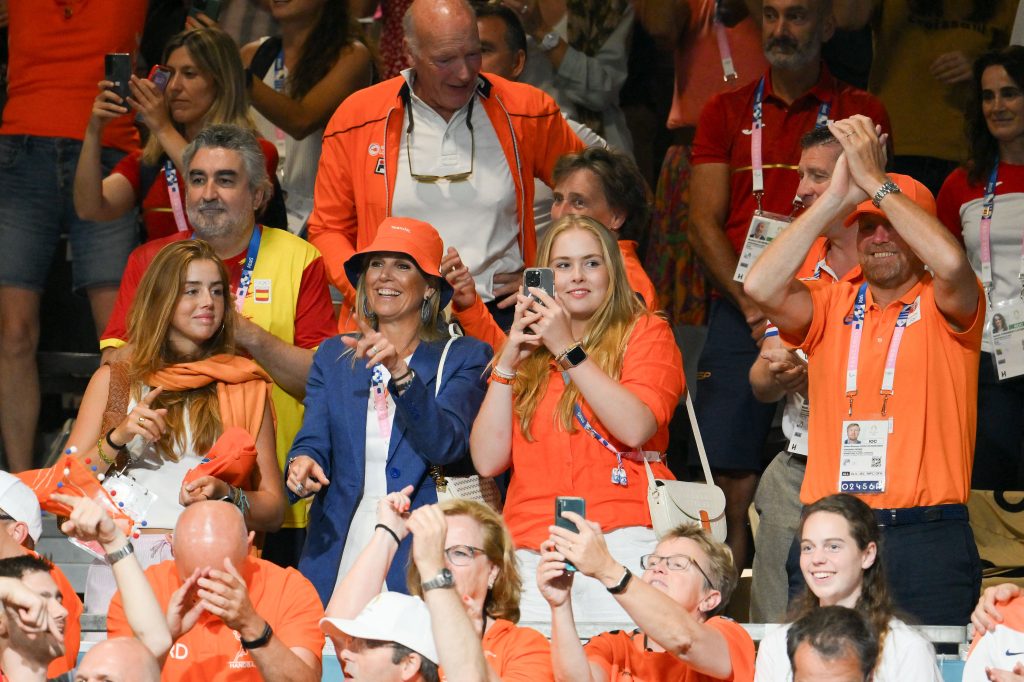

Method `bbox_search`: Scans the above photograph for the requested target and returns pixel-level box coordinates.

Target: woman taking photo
[937,45,1024,491]
[65,239,284,611]
[753,494,941,681]
[325,489,553,679]
[74,28,285,242]
[470,214,685,623]
[242,0,372,235]
[285,217,491,605]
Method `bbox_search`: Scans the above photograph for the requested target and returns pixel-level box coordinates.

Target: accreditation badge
[837,419,888,494]
[787,395,810,456]
[987,298,1024,381]
[733,211,792,283]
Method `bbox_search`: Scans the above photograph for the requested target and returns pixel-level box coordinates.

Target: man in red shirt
[687,0,890,570]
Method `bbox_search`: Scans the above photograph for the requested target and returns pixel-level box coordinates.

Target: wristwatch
[421,568,455,592]
[539,31,560,52]
[556,343,588,370]
[105,542,134,566]
[605,566,633,595]
[240,622,273,650]
[871,179,902,208]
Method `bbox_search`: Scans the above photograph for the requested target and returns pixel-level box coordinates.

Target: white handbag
[644,391,727,542]
[430,325,502,511]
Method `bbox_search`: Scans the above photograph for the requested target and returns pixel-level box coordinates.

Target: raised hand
[52,493,121,547]
[179,475,230,507]
[196,558,263,637]
[127,75,172,134]
[440,247,479,311]
[287,455,330,497]
[89,81,129,128]
[110,386,168,447]
[166,569,205,641]
[536,539,573,608]
[497,295,544,371]
[523,288,575,357]
[377,484,414,542]
[340,317,410,376]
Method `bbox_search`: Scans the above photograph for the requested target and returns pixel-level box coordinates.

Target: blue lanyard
[192,225,261,312]
[162,160,189,232]
[273,49,286,93]
[751,77,831,129]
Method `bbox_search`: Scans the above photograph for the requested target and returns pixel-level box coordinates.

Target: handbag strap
[685,391,716,486]
[431,324,462,489]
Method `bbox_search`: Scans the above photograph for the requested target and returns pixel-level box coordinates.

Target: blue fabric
[286,333,492,605]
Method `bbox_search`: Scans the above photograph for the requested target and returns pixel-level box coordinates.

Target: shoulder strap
[435,323,462,397]
[138,160,162,202]
[249,36,283,80]
[685,391,715,486]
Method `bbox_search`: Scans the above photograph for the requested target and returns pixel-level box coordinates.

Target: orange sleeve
[453,295,508,353]
[106,589,131,638]
[307,128,359,294]
[619,315,685,428]
[583,630,629,677]
[46,566,82,678]
[708,617,756,682]
[778,279,835,353]
[273,569,326,659]
[490,625,554,682]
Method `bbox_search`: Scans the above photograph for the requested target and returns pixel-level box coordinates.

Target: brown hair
[661,524,738,618]
[407,499,521,624]
[127,239,235,460]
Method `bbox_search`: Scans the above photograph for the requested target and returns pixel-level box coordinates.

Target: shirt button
[876,337,883,343]
[389,467,400,479]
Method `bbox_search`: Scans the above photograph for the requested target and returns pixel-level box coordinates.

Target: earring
[362,298,377,321]
[488,578,495,589]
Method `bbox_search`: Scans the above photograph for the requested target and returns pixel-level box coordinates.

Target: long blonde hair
[512,216,646,439]
[127,240,235,460]
[142,28,253,165]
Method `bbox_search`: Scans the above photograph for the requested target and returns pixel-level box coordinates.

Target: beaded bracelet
[95,437,116,466]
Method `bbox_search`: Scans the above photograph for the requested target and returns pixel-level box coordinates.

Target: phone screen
[555,497,585,572]
[104,53,132,101]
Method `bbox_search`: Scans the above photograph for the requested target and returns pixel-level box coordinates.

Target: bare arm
[53,494,172,661]
[632,0,688,51]
[749,335,807,403]
[242,41,372,140]
[74,84,138,222]
[234,314,315,400]
[689,162,767,334]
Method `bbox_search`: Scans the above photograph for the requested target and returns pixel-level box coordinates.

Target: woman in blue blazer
[285,217,492,604]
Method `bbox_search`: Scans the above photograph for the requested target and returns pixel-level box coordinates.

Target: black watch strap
[240,621,273,650]
[606,566,633,595]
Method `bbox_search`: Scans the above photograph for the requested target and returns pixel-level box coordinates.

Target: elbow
[470,449,507,478]
[743,271,771,307]
[142,630,173,662]
[619,422,658,450]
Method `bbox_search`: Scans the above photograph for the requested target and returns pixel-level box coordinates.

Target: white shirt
[392,69,519,302]
[754,617,942,682]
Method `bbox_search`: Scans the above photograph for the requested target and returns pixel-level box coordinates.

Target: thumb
[313,464,330,485]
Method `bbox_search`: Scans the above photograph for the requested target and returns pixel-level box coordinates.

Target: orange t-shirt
[781,274,983,508]
[504,313,685,549]
[620,241,659,312]
[3,0,144,151]
[584,617,755,682]
[481,619,553,681]
[107,557,324,681]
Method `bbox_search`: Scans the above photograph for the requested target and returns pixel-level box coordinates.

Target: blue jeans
[0,135,137,291]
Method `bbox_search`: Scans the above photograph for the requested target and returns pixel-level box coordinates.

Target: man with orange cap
[745,114,984,625]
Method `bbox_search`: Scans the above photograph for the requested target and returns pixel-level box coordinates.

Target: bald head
[77,638,161,682]
[172,502,249,580]
[403,0,477,57]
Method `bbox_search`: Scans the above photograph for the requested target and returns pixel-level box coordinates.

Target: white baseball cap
[320,592,438,665]
[0,471,43,544]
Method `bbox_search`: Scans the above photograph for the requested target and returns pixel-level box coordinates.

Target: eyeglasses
[445,544,487,566]
[0,512,14,522]
[406,96,475,183]
[640,554,716,589]
[350,638,398,653]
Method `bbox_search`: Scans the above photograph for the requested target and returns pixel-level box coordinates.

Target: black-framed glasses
[640,553,716,589]
[0,513,13,523]
[406,96,475,183]
[445,544,487,566]
[351,638,398,653]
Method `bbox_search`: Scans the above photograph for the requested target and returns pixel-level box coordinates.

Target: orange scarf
[147,354,273,438]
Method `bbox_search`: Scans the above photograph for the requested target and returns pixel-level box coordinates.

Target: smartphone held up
[555,496,586,572]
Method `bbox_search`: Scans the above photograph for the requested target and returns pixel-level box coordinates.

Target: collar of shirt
[761,61,837,109]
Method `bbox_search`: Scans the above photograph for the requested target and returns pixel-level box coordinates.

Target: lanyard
[271,49,288,145]
[713,0,738,81]
[234,226,262,313]
[751,77,831,211]
[561,372,659,464]
[371,366,392,440]
[844,283,914,416]
[163,161,190,233]
[976,158,1024,300]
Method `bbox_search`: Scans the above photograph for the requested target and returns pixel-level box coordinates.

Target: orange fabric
[584,618,755,682]
[16,456,132,533]
[781,274,984,508]
[107,557,324,681]
[481,619,553,681]
[795,237,863,283]
[19,549,83,679]
[454,240,660,353]
[307,74,585,312]
[148,355,273,439]
[967,594,1024,657]
[504,314,685,549]
[3,0,144,152]
[182,427,258,488]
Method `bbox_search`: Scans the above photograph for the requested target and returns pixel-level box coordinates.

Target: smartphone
[104,53,132,101]
[189,0,224,21]
[555,496,586,572]
[148,64,172,91]
[522,267,554,300]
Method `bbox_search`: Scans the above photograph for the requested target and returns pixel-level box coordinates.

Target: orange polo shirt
[781,274,983,508]
[584,617,755,682]
[481,619,553,681]
[107,557,324,681]
[503,313,685,549]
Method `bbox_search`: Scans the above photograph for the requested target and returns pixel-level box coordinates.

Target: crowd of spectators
[2,0,1024,680]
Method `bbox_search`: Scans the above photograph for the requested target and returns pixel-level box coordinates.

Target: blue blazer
[286,333,492,605]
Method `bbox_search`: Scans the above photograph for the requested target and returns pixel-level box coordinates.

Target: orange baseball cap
[843,173,937,227]
[343,217,453,308]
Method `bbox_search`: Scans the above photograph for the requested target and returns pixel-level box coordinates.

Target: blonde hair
[661,525,738,617]
[352,256,447,343]
[127,240,235,460]
[142,28,253,165]
[407,499,521,624]
[512,216,647,439]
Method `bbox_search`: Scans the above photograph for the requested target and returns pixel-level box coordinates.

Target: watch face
[566,345,587,366]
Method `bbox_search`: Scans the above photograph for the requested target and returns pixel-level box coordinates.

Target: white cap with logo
[320,592,439,665]
[0,471,43,544]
